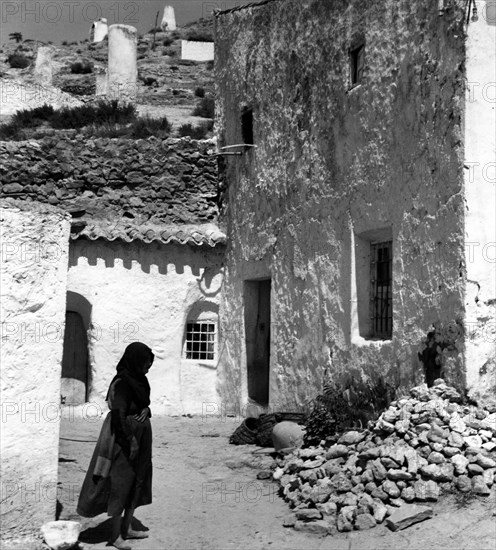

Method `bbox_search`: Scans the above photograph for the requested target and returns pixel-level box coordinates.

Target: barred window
[185,322,216,361]
[370,241,392,339]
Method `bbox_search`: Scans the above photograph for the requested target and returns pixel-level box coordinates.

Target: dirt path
[54,415,496,550]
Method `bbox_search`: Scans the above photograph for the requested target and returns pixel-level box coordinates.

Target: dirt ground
[49,415,496,550]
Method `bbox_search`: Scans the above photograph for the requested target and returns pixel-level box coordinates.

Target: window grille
[370,241,392,338]
[185,322,216,360]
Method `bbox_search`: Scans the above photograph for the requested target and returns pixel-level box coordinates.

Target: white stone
[386,505,433,531]
[41,521,81,550]
[449,416,466,433]
[464,435,483,448]
[451,454,469,475]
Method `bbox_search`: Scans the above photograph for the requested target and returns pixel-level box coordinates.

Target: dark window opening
[241,107,254,144]
[370,241,392,339]
[350,44,365,87]
[185,322,216,360]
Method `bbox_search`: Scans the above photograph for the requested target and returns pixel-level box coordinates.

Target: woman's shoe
[109,535,132,550]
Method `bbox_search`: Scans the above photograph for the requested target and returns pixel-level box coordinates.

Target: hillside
[0,18,215,136]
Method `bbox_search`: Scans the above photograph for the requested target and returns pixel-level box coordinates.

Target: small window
[185,321,216,361]
[370,241,392,339]
[241,106,254,144]
[350,44,365,87]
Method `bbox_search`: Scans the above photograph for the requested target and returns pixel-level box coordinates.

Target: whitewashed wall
[181,40,214,61]
[0,201,70,539]
[464,3,496,408]
[67,239,224,416]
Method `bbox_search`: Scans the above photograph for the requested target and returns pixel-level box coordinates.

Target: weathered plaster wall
[215,0,467,411]
[0,200,70,538]
[0,137,219,224]
[108,24,137,101]
[464,1,496,408]
[181,40,215,62]
[67,238,224,415]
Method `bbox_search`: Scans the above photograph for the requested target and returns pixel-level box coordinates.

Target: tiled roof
[70,219,226,247]
[215,0,282,16]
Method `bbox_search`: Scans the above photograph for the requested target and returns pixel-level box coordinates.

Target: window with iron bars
[370,241,392,339]
[185,321,216,361]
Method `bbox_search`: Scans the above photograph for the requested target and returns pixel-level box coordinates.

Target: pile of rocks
[274,381,496,533]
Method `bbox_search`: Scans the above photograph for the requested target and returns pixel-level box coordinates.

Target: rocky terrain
[269,380,496,534]
[0,18,215,132]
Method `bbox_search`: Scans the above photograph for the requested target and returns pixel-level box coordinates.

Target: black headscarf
[107,342,154,409]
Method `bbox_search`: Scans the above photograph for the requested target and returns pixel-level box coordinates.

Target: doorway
[244,279,271,406]
[61,311,88,404]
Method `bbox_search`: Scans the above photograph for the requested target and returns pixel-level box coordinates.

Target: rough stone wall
[463,2,496,409]
[0,200,70,538]
[215,0,467,411]
[0,137,219,224]
[68,239,224,415]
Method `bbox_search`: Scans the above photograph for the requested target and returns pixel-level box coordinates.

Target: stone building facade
[214,0,495,413]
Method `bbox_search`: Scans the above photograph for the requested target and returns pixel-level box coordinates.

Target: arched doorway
[61,310,88,404]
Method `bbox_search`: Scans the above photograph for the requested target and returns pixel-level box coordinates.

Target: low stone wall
[0,200,70,539]
[0,136,219,224]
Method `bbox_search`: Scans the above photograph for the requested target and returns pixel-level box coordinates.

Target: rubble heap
[274,381,496,533]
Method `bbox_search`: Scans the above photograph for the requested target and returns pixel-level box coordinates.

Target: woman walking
[77,342,154,550]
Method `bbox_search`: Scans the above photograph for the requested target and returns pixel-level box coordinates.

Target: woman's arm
[109,380,134,446]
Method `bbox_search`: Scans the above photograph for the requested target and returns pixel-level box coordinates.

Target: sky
[1,0,243,44]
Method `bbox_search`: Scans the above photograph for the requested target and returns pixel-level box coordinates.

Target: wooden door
[61,311,88,404]
[245,279,271,405]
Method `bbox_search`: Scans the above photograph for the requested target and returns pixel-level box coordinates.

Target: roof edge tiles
[215,0,283,17]
[70,221,226,247]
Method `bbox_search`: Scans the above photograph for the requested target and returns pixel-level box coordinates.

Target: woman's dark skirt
[77,412,152,517]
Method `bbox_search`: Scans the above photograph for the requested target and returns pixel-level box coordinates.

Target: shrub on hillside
[163,36,174,46]
[12,104,55,127]
[7,53,30,69]
[192,97,214,118]
[194,86,205,98]
[162,48,176,57]
[129,116,172,139]
[177,122,212,139]
[1,100,136,136]
[206,60,214,71]
[70,60,93,74]
[186,30,213,42]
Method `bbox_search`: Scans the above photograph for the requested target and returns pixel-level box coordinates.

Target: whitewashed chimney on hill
[161,5,177,32]
[90,17,108,43]
[34,45,54,86]
[107,24,137,101]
